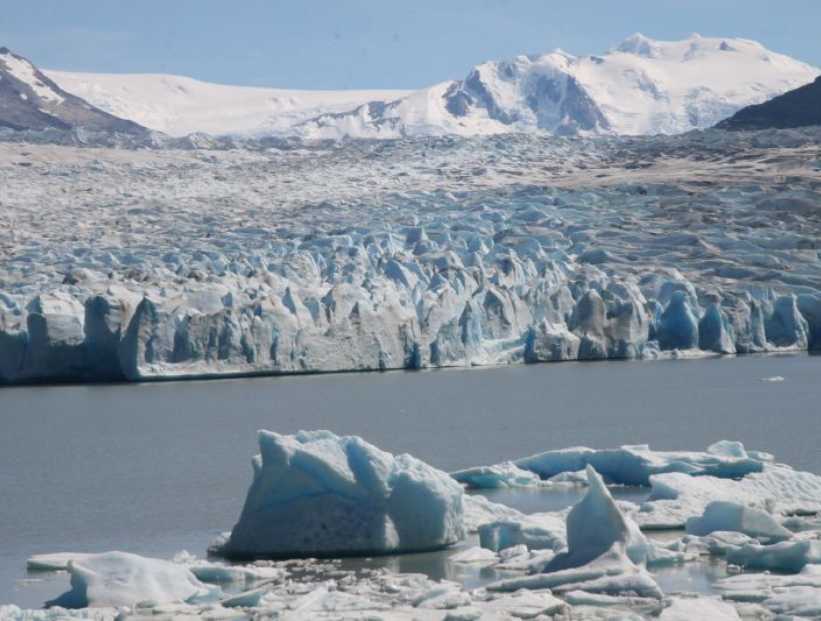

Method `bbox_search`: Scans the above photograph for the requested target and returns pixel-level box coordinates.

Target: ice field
[1,127,820,384]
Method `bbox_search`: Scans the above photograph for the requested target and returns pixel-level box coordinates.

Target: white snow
[0,50,65,105]
[219,430,465,558]
[298,34,819,140]
[42,35,818,139]
[44,69,409,137]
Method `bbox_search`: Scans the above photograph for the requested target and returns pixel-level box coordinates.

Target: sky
[2,0,820,90]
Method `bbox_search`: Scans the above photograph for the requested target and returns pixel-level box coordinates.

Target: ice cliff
[1,128,820,384]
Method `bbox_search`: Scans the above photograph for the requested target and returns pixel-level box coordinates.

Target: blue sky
[3,0,820,89]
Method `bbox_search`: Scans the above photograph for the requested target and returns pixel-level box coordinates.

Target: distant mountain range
[296,34,819,139]
[3,35,819,139]
[0,47,148,135]
[717,76,821,130]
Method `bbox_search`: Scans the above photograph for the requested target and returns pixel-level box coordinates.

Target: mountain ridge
[31,34,821,140]
[717,75,821,130]
[0,47,149,135]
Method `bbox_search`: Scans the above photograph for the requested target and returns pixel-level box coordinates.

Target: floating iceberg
[511,441,764,486]
[43,551,220,609]
[489,467,662,599]
[219,430,465,558]
[451,462,542,489]
[685,500,793,542]
[478,512,566,553]
[640,463,821,528]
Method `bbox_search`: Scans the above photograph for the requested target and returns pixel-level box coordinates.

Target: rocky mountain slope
[717,76,821,130]
[0,47,148,134]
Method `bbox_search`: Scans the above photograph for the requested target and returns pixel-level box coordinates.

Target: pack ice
[1,127,820,384]
[218,430,465,558]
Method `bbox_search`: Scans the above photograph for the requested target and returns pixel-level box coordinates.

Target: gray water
[1,354,819,607]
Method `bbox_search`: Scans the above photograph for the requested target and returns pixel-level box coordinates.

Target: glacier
[1,126,820,385]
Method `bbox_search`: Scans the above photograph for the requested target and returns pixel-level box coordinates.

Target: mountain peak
[616,33,660,57]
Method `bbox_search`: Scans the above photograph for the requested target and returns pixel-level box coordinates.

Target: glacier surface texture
[1,128,820,383]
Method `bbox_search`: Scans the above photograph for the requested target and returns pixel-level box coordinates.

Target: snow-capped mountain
[0,47,147,134]
[45,69,410,137]
[299,34,820,139]
[41,34,819,139]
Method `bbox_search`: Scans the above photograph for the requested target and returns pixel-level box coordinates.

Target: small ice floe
[42,551,222,609]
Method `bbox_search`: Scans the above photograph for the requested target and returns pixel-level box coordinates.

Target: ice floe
[43,551,221,609]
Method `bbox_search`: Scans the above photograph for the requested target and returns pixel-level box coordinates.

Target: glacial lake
[1,353,819,608]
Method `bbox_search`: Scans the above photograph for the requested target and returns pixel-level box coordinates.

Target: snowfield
[44,34,819,139]
[44,69,410,138]
[1,127,820,384]
[6,434,821,619]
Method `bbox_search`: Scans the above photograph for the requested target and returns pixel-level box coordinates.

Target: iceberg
[219,430,465,558]
[451,462,542,489]
[685,500,793,542]
[545,466,650,571]
[478,513,566,553]
[512,441,763,486]
[640,463,821,528]
[489,467,662,599]
[44,551,220,609]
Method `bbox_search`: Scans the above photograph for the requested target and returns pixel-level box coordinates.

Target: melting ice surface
[1,353,820,618]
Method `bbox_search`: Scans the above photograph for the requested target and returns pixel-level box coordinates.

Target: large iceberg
[219,430,465,558]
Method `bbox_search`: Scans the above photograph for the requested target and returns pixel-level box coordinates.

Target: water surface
[1,354,818,607]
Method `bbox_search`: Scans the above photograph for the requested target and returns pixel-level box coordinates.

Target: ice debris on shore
[218,430,465,559]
